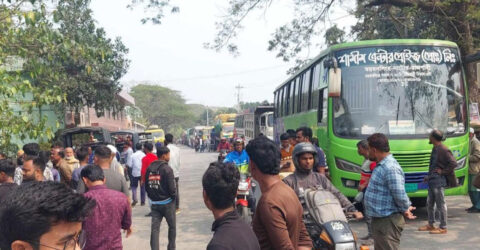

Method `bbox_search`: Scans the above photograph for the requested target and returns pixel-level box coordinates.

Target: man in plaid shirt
[364,133,416,250]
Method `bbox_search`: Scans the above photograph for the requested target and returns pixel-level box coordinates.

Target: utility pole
[235,84,244,110]
[206,106,209,126]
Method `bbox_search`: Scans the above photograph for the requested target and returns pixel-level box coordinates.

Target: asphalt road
[123,146,480,250]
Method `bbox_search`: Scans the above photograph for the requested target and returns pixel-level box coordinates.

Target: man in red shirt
[141,142,158,214]
[217,138,231,152]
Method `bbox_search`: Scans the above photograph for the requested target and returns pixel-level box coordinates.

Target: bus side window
[296,77,302,113]
[285,82,291,115]
[280,88,284,117]
[290,80,296,114]
[318,87,328,124]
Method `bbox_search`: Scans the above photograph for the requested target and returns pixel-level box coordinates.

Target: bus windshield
[152,132,164,138]
[223,125,234,133]
[333,45,467,138]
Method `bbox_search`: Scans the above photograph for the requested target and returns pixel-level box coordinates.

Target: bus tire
[411,197,427,207]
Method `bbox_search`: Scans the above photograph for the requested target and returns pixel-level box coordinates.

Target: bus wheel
[411,197,427,208]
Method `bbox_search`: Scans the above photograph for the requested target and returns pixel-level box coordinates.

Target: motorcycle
[236,174,253,223]
[298,187,359,250]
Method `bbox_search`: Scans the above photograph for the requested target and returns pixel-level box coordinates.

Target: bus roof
[274,39,459,92]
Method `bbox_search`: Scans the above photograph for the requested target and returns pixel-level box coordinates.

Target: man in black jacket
[203,161,260,250]
[145,146,176,250]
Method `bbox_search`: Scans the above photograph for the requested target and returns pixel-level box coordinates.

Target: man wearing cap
[418,129,457,234]
[468,128,480,213]
[107,144,125,177]
[217,138,231,153]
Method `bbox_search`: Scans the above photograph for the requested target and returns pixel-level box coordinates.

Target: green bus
[273,39,469,203]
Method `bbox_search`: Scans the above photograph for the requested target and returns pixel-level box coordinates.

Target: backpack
[300,186,347,225]
[145,161,167,200]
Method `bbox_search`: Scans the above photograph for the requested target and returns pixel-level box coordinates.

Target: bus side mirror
[328,68,341,97]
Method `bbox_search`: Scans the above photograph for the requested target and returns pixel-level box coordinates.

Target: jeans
[372,213,405,250]
[150,202,176,250]
[175,177,179,210]
[131,177,146,203]
[469,174,480,209]
[362,199,372,236]
[427,186,447,229]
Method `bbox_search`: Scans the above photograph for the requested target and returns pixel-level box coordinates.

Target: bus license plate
[405,183,418,193]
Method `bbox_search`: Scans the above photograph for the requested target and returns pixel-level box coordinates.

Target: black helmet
[292,142,317,168]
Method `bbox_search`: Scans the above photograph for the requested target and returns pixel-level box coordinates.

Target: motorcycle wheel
[237,205,251,224]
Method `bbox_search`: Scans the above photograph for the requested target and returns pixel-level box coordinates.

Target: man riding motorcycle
[217,138,231,153]
[283,143,362,218]
[224,139,249,175]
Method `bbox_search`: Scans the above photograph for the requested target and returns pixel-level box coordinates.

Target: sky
[90,0,356,107]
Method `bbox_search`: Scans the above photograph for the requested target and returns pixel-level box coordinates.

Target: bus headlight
[335,158,362,173]
[456,157,466,170]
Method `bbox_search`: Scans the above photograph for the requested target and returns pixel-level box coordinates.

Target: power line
[156,65,288,83]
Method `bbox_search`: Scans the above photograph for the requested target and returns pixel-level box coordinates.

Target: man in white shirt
[131,143,146,207]
[165,134,181,213]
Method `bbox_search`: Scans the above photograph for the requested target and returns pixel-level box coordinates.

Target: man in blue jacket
[224,139,249,175]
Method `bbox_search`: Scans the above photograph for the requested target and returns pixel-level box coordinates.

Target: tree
[54,0,130,119]
[130,84,195,132]
[0,0,130,154]
[0,1,65,154]
[324,24,346,46]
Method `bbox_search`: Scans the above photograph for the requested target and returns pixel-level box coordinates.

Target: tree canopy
[0,0,129,154]
[130,84,196,132]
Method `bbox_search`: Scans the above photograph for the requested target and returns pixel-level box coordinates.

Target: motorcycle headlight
[456,157,466,170]
[335,242,356,250]
[335,158,362,173]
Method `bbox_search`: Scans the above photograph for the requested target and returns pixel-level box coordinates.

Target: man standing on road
[364,133,416,250]
[165,133,181,214]
[203,162,260,250]
[81,165,132,250]
[418,129,457,234]
[467,128,480,213]
[296,127,327,174]
[145,146,176,250]
[71,146,90,189]
[0,159,18,202]
[131,142,146,207]
[77,146,129,199]
[246,136,312,250]
[51,146,72,186]
[142,142,158,208]
[22,156,46,183]
[356,139,377,241]
[14,143,55,184]
[107,145,125,177]
[125,142,134,181]
[65,147,80,173]
[280,133,295,173]
[0,181,95,250]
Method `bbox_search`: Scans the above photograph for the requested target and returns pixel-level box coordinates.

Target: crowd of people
[0,133,182,250]
[0,125,479,250]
